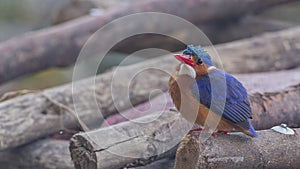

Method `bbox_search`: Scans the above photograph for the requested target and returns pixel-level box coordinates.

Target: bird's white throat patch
[178,64,196,78]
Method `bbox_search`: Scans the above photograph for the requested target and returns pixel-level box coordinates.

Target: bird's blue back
[191,69,253,130]
[183,45,257,136]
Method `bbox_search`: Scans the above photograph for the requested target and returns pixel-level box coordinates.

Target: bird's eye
[196,58,203,65]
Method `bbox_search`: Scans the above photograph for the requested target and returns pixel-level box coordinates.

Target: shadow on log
[174,128,300,169]
[0,0,296,83]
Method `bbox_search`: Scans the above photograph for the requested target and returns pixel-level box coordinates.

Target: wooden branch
[2,72,298,168]
[133,158,175,169]
[0,139,73,169]
[101,67,300,128]
[203,16,294,44]
[0,56,175,150]
[0,0,296,83]
[69,80,300,169]
[1,36,300,150]
[206,26,300,73]
[70,111,185,169]
[113,16,293,53]
[174,128,300,169]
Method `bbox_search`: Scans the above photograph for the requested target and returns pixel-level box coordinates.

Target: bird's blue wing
[191,70,252,129]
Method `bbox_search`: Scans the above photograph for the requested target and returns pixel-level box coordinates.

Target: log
[101,67,300,128]
[132,158,175,169]
[0,139,73,169]
[114,16,295,53]
[0,0,296,83]
[112,16,293,53]
[3,69,298,168]
[0,55,175,150]
[69,111,186,169]
[203,16,294,44]
[1,41,300,150]
[69,80,300,169]
[174,128,300,169]
[207,26,300,73]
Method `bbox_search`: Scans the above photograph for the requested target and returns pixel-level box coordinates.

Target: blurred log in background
[0,0,300,169]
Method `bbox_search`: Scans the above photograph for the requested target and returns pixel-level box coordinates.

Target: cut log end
[69,135,97,169]
[174,133,200,169]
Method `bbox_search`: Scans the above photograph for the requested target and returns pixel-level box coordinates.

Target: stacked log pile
[0,0,299,169]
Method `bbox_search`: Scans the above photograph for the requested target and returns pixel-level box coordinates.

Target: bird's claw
[212,130,230,137]
[169,107,178,112]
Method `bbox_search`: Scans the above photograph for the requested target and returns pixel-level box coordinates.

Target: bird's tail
[245,120,258,137]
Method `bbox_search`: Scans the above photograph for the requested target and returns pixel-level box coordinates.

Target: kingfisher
[169,45,258,137]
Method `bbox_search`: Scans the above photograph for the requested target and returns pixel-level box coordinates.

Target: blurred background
[0,0,300,94]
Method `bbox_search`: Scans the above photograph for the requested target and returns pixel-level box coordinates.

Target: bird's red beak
[174,54,196,67]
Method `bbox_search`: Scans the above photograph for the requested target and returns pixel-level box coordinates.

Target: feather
[183,45,214,66]
[190,69,253,130]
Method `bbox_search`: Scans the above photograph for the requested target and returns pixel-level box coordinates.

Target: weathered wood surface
[133,158,175,169]
[0,139,72,169]
[101,67,300,129]
[113,16,293,53]
[70,111,186,169]
[3,78,298,169]
[0,0,296,83]
[69,80,300,169]
[1,43,300,150]
[204,16,294,44]
[0,54,173,150]
[208,26,300,73]
[174,128,300,169]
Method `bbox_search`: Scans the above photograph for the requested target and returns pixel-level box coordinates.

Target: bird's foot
[188,127,209,134]
[169,107,178,112]
[212,130,230,137]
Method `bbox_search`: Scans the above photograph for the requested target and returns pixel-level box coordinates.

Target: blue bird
[169,45,258,137]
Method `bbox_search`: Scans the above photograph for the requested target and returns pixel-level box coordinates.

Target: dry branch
[204,16,294,44]
[100,67,300,128]
[0,139,72,169]
[207,26,300,73]
[114,16,293,53]
[4,76,298,169]
[70,111,186,169]
[1,39,300,150]
[69,80,300,169]
[174,128,300,169]
[0,55,174,150]
[0,0,296,83]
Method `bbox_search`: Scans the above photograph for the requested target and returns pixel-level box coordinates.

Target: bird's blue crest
[183,45,214,66]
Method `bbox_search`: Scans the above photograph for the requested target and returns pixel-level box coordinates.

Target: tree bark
[207,26,300,73]
[69,79,300,169]
[1,40,300,151]
[3,76,297,169]
[101,67,300,128]
[203,16,294,44]
[113,16,293,53]
[174,128,300,169]
[69,111,185,169]
[0,55,175,150]
[0,139,72,169]
[0,0,296,83]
